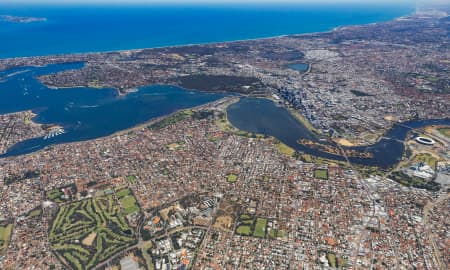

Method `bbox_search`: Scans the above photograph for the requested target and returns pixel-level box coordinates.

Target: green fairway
[47,188,64,202]
[314,169,328,180]
[253,218,267,238]
[49,195,137,270]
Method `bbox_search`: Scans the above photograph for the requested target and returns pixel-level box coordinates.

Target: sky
[0,0,422,4]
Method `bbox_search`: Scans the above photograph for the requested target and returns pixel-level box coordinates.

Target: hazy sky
[0,0,422,4]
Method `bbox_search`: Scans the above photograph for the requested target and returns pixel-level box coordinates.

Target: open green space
[235,215,273,239]
[207,134,221,142]
[49,195,137,270]
[438,128,450,138]
[0,224,13,255]
[236,225,251,236]
[298,153,313,163]
[268,229,285,239]
[412,153,439,169]
[391,171,440,191]
[297,153,349,168]
[126,175,137,184]
[239,214,254,226]
[253,218,267,238]
[119,195,140,215]
[239,214,251,220]
[287,107,320,134]
[327,253,337,268]
[148,109,193,130]
[425,76,440,82]
[27,207,42,218]
[314,169,329,180]
[241,219,253,225]
[115,188,131,199]
[227,174,237,183]
[276,141,295,156]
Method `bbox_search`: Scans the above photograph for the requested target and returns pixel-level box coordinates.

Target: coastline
[0,8,416,61]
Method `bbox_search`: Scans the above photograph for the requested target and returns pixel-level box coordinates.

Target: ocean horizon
[0,3,415,59]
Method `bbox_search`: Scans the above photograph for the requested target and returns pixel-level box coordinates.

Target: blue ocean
[0,3,414,58]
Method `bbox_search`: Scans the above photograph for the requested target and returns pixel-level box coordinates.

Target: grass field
[120,196,140,215]
[241,219,253,225]
[27,208,42,218]
[327,253,337,268]
[227,174,237,183]
[0,224,13,255]
[207,134,221,142]
[276,142,295,156]
[268,229,285,239]
[126,175,137,184]
[288,108,320,134]
[116,188,140,215]
[299,153,313,163]
[253,218,267,238]
[438,128,450,138]
[236,225,251,236]
[116,188,131,198]
[49,195,137,270]
[314,169,329,180]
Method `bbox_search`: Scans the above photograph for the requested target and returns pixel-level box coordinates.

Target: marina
[43,128,65,140]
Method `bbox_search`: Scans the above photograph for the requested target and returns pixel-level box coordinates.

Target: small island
[1,15,47,23]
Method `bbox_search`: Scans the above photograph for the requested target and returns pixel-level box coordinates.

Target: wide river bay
[227,98,450,168]
[0,63,226,157]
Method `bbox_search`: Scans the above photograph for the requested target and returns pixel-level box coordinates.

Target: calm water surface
[227,98,450,168]
[288,63,309,72]
[0,3,414,58]
[0,63,226,157]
